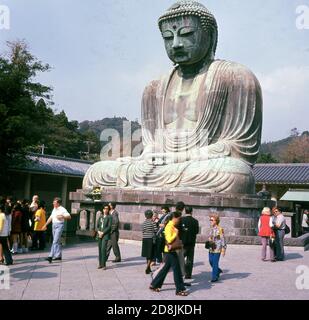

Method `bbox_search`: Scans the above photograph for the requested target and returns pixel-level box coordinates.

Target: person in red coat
[258,207,275,262]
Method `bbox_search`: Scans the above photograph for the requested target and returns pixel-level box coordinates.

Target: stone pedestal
[69,189,274,244]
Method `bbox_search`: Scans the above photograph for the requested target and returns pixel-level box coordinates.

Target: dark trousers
[183,245,195,278]
[275,229,285,261]
[209,252,221,281]
[151,252,186,293]
[0,236,13,265]
[98,238,109,267]
[106,231,121,260]
[154,237,163,263]
[32,231,46,250]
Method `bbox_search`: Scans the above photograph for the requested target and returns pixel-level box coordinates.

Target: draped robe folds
[83,60,262,194]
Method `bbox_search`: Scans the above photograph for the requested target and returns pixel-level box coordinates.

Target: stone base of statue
[69,189,275,244]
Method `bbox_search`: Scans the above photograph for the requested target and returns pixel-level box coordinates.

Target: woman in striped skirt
[141,210,158,274]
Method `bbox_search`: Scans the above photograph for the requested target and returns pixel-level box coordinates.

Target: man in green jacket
[97,204,113,270]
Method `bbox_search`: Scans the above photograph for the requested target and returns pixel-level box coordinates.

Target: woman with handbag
[142,210,158,274]
[207,214,226,283]
[258,207,275,262]
[96,205,112,270]
[149,211,188,296]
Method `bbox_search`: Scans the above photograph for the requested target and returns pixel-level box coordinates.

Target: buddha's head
[158,1,218,67]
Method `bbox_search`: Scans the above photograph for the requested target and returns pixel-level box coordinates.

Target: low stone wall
[70,189,277,243]
[114,204,260,237]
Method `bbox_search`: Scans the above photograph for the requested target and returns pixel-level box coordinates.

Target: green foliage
[257,153,278,164]
[79,117,141,139]
[79,117,141,157]
[0,41,53,193]
[0,41,101,193]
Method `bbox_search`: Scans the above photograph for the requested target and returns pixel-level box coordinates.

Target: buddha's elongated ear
[209,30,217,60]
[205,23,217,60]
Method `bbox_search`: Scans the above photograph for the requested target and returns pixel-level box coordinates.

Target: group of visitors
[0,194,72,266]
[258,206,289,262]
[0,195,47,265]
[94,200,226,296]
[140,201,226,297]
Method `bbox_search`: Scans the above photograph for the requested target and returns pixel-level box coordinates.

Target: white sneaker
[12,243,18,253]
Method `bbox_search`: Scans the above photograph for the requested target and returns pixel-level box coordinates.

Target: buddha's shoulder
[211,59,259,82]
[142,72,173,97]
[142,79,161,96]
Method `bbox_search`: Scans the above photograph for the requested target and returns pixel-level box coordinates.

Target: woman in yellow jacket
[31,201,47,250]
[149,211,188,296]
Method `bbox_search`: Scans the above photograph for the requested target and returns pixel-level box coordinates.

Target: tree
[79,130,101,161]
[257,153,278,164]
[281,135,309,163]
[39,110,84,158]
[290,127,300,137]
[0,41,52,194]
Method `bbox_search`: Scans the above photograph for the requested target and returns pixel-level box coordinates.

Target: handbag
[205,240,216,250]
[284,225,290,235]
[167,236,183,251]
[269,237,275,249]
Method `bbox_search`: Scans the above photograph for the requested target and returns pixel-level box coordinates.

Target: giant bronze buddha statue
[83,0,262,194]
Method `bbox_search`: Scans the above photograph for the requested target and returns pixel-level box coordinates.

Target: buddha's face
[161,15,211,66]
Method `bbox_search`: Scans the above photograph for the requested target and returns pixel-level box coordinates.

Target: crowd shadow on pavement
[189,269,251,293]
[68,255,98,262]
[192,261,204,267]
[284,253,303,261]
[10,257,41,264]
[11,271,58,280]
[108,261,145,269]
[9,263,59,275]
[189,271,213,292]
[219,271,251,281]
[120,256,144,263]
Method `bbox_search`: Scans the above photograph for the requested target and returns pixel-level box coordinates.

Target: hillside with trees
[258,130,309,163]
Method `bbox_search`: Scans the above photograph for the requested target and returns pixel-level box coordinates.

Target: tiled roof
[253,163,309,185]
[10,153,93,177]
[10,154,309,185]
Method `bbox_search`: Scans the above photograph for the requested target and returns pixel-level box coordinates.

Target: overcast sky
[1,0,309,142]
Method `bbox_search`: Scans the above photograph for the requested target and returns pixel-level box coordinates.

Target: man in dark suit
[97,205,113,270]
[181,206,199,279]
[106,202,122,263]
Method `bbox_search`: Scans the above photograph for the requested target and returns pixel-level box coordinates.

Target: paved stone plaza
[1,241,308,300]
